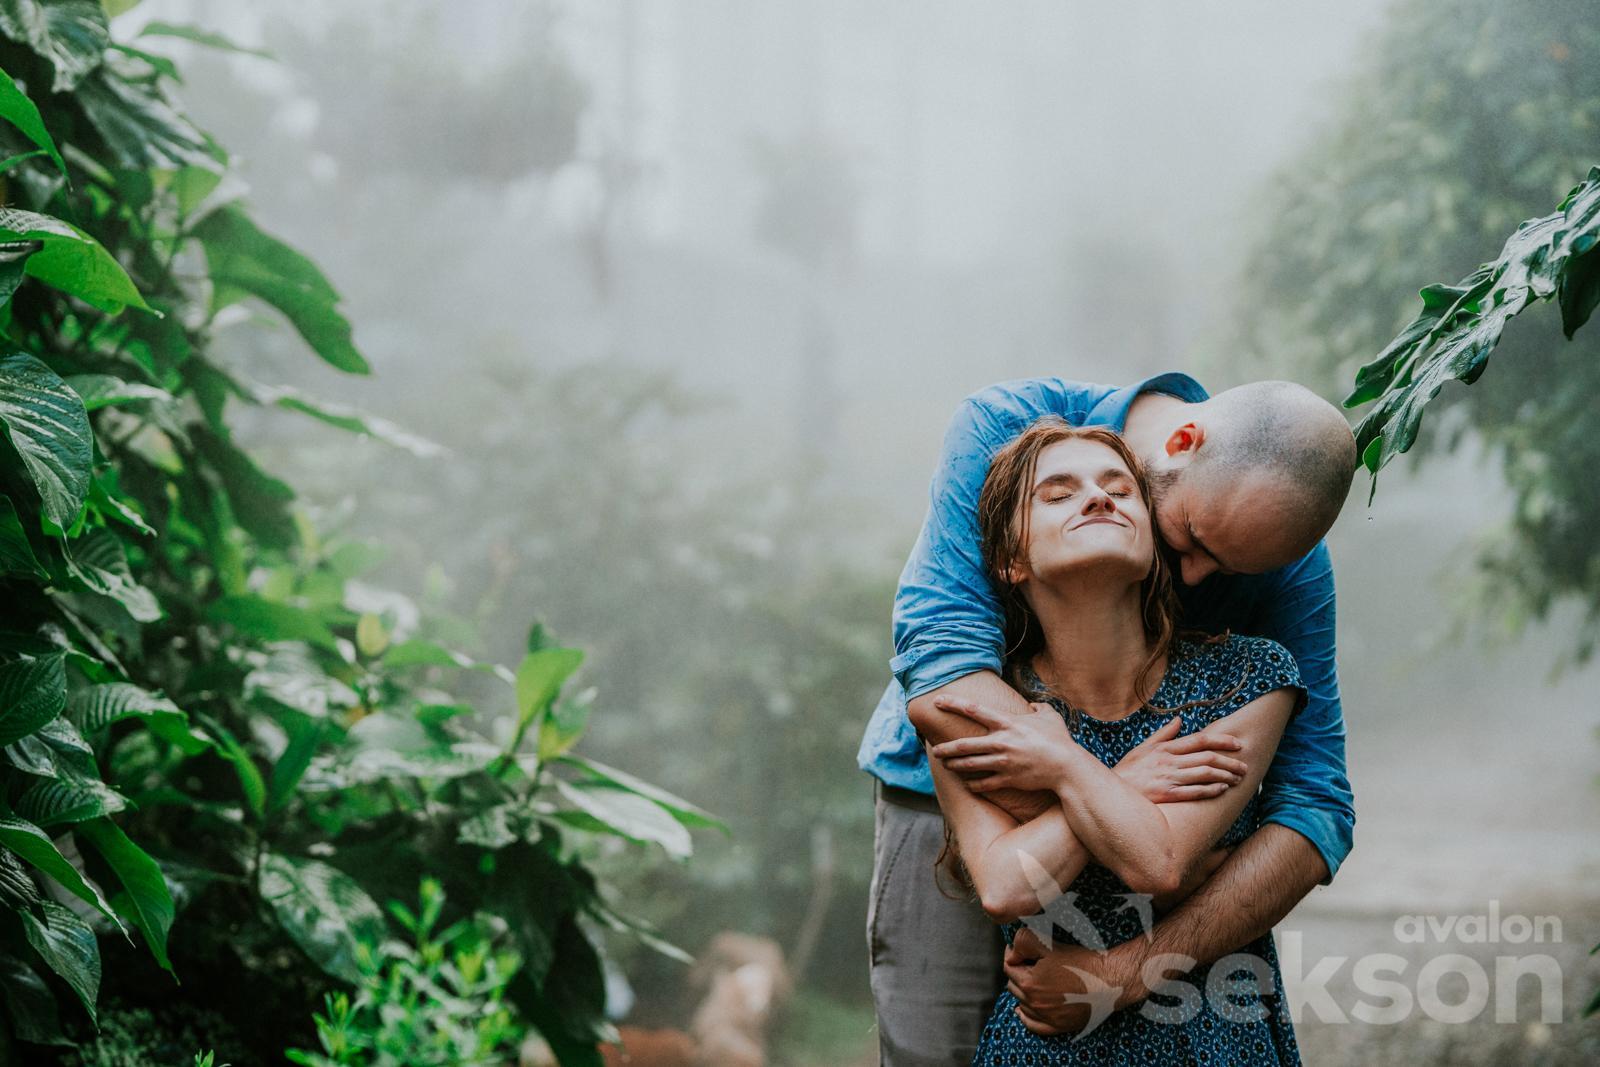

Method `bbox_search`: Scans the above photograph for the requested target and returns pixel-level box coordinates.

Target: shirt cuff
[890,645,1004,701]
[1257,802,1355,887]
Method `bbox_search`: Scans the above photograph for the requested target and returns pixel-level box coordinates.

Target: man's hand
[1113,715,1247,803]
[1002,926,1143,1036]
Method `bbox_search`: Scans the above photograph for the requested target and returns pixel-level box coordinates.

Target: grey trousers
[866,778,1006,1067]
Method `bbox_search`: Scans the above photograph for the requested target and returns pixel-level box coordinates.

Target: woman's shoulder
[1166,635,1304,714]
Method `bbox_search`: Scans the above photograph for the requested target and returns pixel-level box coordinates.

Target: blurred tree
[1229,0,1600,662]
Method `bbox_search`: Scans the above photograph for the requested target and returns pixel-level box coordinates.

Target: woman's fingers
[1175,765,1241,785]
[941,753,1007,774]
[928,735,997,760]
[1133,715,1183,747]
[1164,782,1230,801]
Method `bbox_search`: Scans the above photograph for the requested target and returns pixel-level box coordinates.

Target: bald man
[859,372,1357,1066]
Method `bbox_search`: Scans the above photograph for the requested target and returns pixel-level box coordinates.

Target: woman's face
[1010,437,1156,588]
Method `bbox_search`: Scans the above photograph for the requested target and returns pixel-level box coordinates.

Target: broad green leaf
[258,853,384,985]
[0,847,40,910]
[67,682,210,754]
[63,373,172,410]
[74,66,212,171]
[0,208,151,313]
[316,712,492,788]
[0,814,118,921]
[538,689,591,761]
[18,901,99,1024]
[196,207,368,374]
[15,773,126,825]
[205,595,340,653]
[77,817,174,974]
[0,953,69,1046]
[0,651,65,746]
[510,647,583,755]
[62,526,162,621]
[555,753,726,833]
[552,779,692,861]
[0,65,65,174]
[138,20,272,58]
[250,382,444,458]
[0,0,109,92]
[190,425,297,550]
[0,352,91,527]
[0,493,46,577]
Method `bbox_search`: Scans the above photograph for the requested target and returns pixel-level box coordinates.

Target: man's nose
[1181,554,1218,585]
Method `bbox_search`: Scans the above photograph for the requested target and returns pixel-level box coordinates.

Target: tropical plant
[0,6,715,1064]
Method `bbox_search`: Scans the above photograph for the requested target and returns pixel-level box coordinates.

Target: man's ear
[1164,421,1205,459]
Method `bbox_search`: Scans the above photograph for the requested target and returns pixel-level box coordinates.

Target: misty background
[119,1,1600,1062]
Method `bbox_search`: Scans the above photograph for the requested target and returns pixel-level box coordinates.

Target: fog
[121,1,1600,1060]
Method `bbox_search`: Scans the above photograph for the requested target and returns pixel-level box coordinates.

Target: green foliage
[1348,167,1600,485]
[0,8,712,1062]
[1231,0,1600,662]
[284,878,523,1067]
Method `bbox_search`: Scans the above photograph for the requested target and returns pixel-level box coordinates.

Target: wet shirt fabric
[973,635,1306,1067]
[855,373,1356,884]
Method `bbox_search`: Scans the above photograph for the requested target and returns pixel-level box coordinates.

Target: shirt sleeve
[1252,541,1357,885]
[890,395,1016,700]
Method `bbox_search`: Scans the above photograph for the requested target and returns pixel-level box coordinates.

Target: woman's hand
[926,696,1078,794]
[1113,715,1247,803]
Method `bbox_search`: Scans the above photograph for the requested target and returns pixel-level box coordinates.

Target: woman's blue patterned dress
[971,634,1306,1067]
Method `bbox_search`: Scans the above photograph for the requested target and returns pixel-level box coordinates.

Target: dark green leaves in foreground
[1347,166,1600,487]
[0,353,91,529]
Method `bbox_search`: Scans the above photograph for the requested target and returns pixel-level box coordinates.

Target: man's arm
[1004,823,1325,1034]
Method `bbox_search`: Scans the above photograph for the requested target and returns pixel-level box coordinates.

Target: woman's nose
[1083,488,1115,514]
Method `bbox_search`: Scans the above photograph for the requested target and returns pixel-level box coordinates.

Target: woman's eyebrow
[1033,471,1079,491]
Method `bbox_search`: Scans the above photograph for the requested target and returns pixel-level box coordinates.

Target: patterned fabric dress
[971,634,1306,1067]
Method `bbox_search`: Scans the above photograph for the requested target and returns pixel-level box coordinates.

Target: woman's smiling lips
[1069,515,1127,532]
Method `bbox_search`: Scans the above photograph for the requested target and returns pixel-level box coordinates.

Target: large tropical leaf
[555,753,726,833]
[76,817,175,974]
[138,20,272,59]
[242,642,358,719]
[0,65,65,174]
[0,208,151,313]
[205,595,340,653]
[258,852,385,985]
[67,682,210,754]
[0,0,109,93]
[0,814,118,922]
[0,493,46,578]
[0,952,69,1045]
[0,650,65,746]
[63,373,172,411]
[1347,167,1600,486]
[18,900,100,1024]
[195,206,369,374]
[15,772,126,826]
[551,778,692,861]
[0,352,91,528]
[74,64,213,171]
[62,526,162,621]
[507,647,583,758]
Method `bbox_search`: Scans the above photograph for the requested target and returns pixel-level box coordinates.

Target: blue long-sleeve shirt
[856,373,1356,884]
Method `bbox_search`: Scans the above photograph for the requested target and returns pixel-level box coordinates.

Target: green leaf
[15,772,126,826]
[555,754,727,833]
[196,207,368,374]
[266,715,325,817]
[0,207,151,313]
[67,682,211,755]
[0,493,46,578]
[0,651,65,746]
[0,352,91,528]
[0,953,69,1046]
[509,647,583,756]
[74,65,213,171]
[63,373,172,410]
[258,853,384,985]
[552,779,692,861]
[197,714,264,819]
[205,595,340,653]
[248,381,444,458]
[62,526,162,621]
[0,814,118,922]
[1347,167,1600,482]
[243,642,358,719]
[538,689,591,761]
[138,20,272,58]
[18,901,100,1025]
[0,65,65,174]
[0,0,110,93]
[77,817,175,974]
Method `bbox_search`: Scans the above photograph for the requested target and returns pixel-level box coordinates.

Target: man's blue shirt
[855,372,1356,884]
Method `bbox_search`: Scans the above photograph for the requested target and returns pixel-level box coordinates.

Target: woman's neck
[1027,577,1160,720]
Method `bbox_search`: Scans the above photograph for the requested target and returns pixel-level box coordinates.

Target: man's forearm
[1108,823,1328,1008]
[906,671,1056,823]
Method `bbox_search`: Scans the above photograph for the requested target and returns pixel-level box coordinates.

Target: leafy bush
[286,877,522,1067]
[0,8,715,1064]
